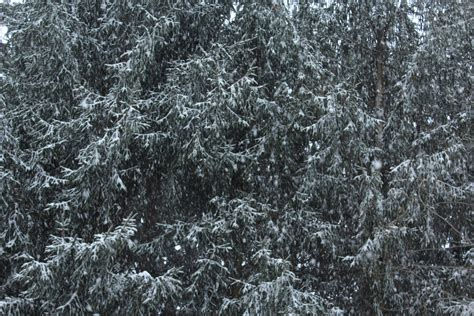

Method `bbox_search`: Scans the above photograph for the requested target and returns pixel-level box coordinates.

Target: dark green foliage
[1,0,472,314]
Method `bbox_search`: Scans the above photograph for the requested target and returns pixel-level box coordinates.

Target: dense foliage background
[1,0,472,314]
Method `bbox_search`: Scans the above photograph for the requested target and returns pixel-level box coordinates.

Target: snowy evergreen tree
[1,0,472,314]
[299,1,473,314]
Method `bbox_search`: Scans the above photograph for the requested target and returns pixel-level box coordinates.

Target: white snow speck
[372,159,382,171]
[86,304,93,312]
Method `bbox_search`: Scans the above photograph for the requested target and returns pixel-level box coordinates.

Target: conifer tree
[1,0,472,314]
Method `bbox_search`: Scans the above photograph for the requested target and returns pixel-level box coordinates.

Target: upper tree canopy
[1,0,472,315]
